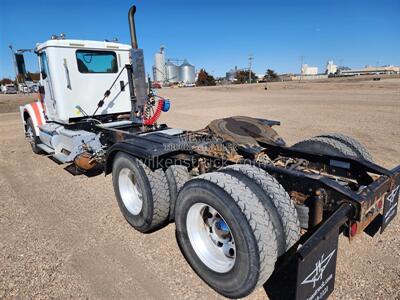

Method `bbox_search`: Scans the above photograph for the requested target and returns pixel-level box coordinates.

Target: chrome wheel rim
[118,168,143,215]
[186,203,236,273]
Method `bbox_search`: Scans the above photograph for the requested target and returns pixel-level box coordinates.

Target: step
[37,143,55,154]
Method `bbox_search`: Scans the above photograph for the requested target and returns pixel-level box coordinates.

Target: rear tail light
[377,199,383,210]
[350,222,358,237]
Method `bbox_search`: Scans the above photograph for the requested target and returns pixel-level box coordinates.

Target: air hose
[143,99,164,126]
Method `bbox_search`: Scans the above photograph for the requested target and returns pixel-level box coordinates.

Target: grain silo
[179,60,195,83]
[165,60,180,82]
[154,46,165,82]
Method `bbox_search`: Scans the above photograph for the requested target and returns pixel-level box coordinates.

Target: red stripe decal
[31,102,43,126]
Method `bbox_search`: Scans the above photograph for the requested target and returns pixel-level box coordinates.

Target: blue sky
[0,0,399,78]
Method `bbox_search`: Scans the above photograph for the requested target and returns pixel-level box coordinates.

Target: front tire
[112,152,169,233]
[26,117,42,154]
[175,172,278,298]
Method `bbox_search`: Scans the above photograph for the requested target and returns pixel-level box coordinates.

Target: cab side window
[40,52,49,79]
[76,50,118,73]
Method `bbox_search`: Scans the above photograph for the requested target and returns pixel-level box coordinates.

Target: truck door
[39,51,57,116]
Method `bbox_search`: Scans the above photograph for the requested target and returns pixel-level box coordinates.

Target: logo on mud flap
[381,185,399,233]
[384,185,399,222]
[301,249,336,288]
[386,186,399,205]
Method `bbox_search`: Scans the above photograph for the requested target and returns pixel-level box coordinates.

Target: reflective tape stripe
[36,101,46,123]
[31,102,43,126]
[23,102,46,136]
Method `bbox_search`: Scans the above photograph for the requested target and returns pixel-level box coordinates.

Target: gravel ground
[0,93,34,113]
[0,78,399,299]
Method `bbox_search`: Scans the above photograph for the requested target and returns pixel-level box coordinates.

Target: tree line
[196,68,280,86]
[1,72,40,85]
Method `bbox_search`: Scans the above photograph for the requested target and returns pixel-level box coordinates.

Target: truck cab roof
[36,39,132,52]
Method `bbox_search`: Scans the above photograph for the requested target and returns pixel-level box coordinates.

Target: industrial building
[152,46,196,84]
[153,46,166,83]
[338,65,400,76]
[226,67,238,82]
[325,60,337,74]
[301,64,318,75]
[290,74,328,81]
[225,66,256,82]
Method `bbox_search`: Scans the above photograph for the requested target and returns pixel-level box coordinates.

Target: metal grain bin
[165,61,180,83]
[179,60,195,83]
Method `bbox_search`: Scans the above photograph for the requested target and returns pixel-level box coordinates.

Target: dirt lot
[1,78,399,299]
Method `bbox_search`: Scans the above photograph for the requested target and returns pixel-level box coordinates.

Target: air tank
[165,61,180,82]
[179,60,195,83]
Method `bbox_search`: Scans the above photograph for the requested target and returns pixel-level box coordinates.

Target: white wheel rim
[118,168,143,215]
[186,203,236,273]
[26,124,35,144]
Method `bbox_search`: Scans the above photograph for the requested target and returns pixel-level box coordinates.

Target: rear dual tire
[112,153,170,232]
[166,165,190,221]
[316,133,373,162]
[112,157,299,297]
[175,172,280,298]
[293,134,374,162]
[220,164,300,254]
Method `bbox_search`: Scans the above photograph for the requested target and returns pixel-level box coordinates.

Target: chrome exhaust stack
[127,5,147,120]
[128,5,138,49]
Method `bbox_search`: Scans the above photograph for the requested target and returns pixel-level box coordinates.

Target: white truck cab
[36,39,132,124]
[20,38,136,163]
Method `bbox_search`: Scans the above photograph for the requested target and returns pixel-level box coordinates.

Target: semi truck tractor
[19,5,399,300]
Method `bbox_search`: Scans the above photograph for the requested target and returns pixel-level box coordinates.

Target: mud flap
[265,204,353,300]
[381,184,399,233]
[381,166,400,233]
